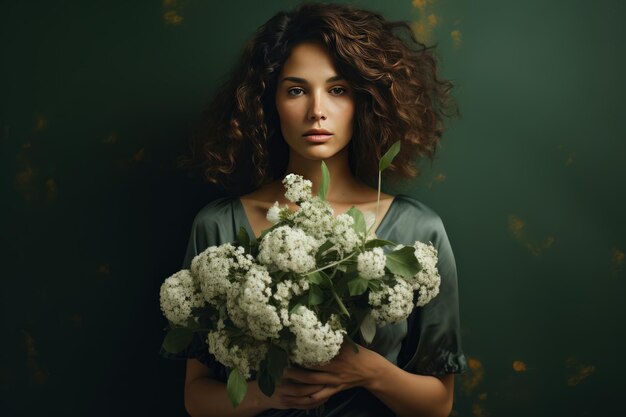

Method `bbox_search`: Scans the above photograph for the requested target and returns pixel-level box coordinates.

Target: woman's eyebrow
[280,75,344,83]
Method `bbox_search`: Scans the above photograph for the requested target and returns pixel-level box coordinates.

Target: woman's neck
[282,146,364,203]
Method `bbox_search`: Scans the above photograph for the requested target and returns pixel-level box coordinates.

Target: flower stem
[368,170,383,236]
[305,252,356,275]
[330,285,350,318]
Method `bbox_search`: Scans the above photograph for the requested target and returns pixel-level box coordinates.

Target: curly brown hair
[180,2,458,195]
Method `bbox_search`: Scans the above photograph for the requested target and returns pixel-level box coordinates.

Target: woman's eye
[288,88,304,96]
[329,87,347,96]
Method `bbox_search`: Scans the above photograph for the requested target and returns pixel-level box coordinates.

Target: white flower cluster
[266,202,293,224]
[411,241,441,307]
[292,198,335,241]
[289,306,345,366]
[227,264,283,340]
[367,241,441,324]
[191,243,254,304]
[160,243,275,378]
[368,277,414,325]
[329,213,359,253]
[357,247,386,279]
[207,319,269,379]
[283,174,312,203]
[258,225,319,273]
[159,270,205,326]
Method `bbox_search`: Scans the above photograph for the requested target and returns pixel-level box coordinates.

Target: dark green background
[2,0,624,416]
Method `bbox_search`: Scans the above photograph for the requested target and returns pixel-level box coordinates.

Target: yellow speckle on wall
[45,179,57,202]
[14,158,37,203]
[508,214,525,233]
[426,172,446,188]
[462,357,485,394]
[513,360,527,372]
[478,392,488,400]
[411,21,429,42]
[24,332,49,384]
[611,247,624,273]
[103,132,118,144]
[451,30,462,47]
[99,263,110,274]
[34,115,47,131]
[508,214,555,255]
[164,10,183,25]
[557,145,576,166]
[132,148,145,162]
[412,0,432,11]
[567,365,596,387]
[162,0,176,6]
[472,403,490,417]
[566,356,596,387]
[410,0,439,44]
[15,164,35,187]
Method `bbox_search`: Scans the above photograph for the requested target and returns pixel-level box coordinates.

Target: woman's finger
[309,385,343,402]
[283,368,336,385]
[279,392,328,409]
[279,381,326,397]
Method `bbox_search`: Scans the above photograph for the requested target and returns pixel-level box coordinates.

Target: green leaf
[257,363,275,397]
[308,285,324,306]
[364,238,396,249]
[379,140,401,172]
[347,277,369,296]
[259,223,281,240]
[315,240,335,259]
[319,270,333,287]
[237,226,250,252]
[318,161,330,201]
[360,312,376,345]
[346,207,366,236]
[227,368,248,408]
[386,246,421,278]
[367,279,382,292]
[162,327,193,353]
[268,345,289,383]
[344,334,360,353]
[289,303,303,314]
[306,271,324,285]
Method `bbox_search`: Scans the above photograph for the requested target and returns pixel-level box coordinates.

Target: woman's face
[275,41,355,162]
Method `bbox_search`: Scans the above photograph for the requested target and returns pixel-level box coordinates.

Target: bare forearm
[364,357,452,417]
[185,377,268,417]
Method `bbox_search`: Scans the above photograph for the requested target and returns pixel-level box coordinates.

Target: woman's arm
[283,343,455,417]
[364,359,454,417]
[184,359,328,417]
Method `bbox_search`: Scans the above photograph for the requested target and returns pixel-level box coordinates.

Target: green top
[168,194,467,416]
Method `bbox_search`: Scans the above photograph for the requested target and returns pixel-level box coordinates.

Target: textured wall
[2,0,624,416]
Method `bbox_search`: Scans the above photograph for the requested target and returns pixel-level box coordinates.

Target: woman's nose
[308,92,327,121]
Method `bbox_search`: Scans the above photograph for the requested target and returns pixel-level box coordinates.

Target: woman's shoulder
[387,194,449,245]
[190,195,239,229]
[393,194,443,222]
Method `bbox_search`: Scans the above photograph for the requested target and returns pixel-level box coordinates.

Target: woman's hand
[252,376,328,410]
[281,342,383,403]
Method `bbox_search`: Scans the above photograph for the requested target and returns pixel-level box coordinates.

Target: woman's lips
[303,134,333,142]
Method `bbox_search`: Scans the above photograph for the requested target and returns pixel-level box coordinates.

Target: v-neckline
[235,195,400,241]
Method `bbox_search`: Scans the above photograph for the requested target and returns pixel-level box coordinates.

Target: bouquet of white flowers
[159,141,441,407]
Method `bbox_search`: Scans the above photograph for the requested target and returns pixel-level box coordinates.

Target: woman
[173,3,467,416]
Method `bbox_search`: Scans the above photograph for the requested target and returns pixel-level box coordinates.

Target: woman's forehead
[279,42,340,80]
